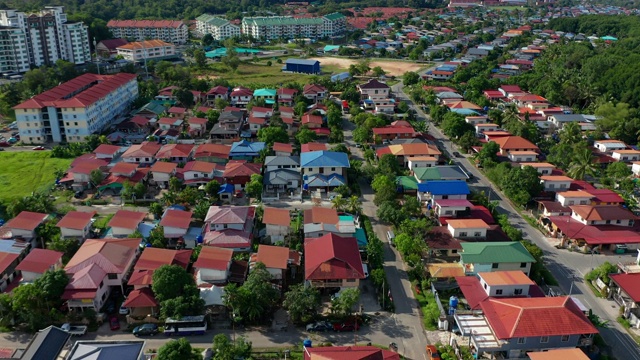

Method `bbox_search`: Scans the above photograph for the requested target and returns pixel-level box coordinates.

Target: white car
[119,304,129,315]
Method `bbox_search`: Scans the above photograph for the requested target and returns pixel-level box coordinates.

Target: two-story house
[206,85,229,105]
[407,156,439,169]
[62,238,140,312]
[540,175,572,192]
[229,140,266,160]
[521,162,555,175]
[188,117,209,137]
[253,88,276,103]
[182,161,223,187]
[434,199,473,218]
[155,144,195,163]
[302,114,324,129]
[417,180,470,206]
[373,125,417,142]
[69,160,109,190]
[300,150,350,191]
[16,248,64,282]
[357,79,390,100]
[210,111,244,141]
[273,142,293,156]
[612,149,640,163]
[150,161,178,188]
[570,205,637,226]
[594,139,626,153]
[476,123,499,135]
[305,233,364,289]
[107,210,147,238]
[556,191,594,207]
[202,206,255,251]
[56,211,96,240]
[376,143,442,167]
[457,271,542,310]
[222,161,262,191]
[194,143,231,164]
[460,242,536,276]
[277,88,298,106]
[302,84,328,103]
[0,240,30,292]
[157,117,184,131]
[264,155,301,195]
[262,207,291,243]
[249,116,267,135]
[447,219,490,239]
[493,136,539,156]
[93,144,124,160]
[251,244,299,281]
[194,246,234,285]
[230,87,253,107]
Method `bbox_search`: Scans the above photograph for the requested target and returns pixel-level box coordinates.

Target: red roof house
[128,247,191,288]
[56,211,96,239]
[305,233,365,288]
[194,246,234,285]
[304,346,400,360]
[158,209,192,238]
[4,211,48,239]
[15,248,64,282]
[108,210,146,237]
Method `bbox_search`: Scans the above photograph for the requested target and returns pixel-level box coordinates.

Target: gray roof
[265,169,301,185]
[210,123,240,135]
[66,341,145,360]
[264,155,300,167]
[436,165,469,180]
[390,138,429,145]
[219,111,244,123]
[21,326,70,360]
[467,48,489,56]
[551,114,588,122]
[286,59,320,66]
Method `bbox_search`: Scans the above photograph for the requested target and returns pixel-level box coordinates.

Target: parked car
[10,132,18,137]
[109,316,120,331]
[426,345,441,359]
[0,142,10,147]
[133,323,158,336]
[7,137,17,144]
[306,321,332,332]
[32,146,45,150]
[119,304,129,315]
[74,191,84,199]
[452,151,463,158]
[332,320,359,332]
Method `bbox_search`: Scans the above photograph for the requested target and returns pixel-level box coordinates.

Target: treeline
[548,15,640,38]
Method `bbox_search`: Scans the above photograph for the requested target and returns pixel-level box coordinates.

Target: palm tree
[347,195,362,215]
[567,148,598,180]
[331,195,347,212]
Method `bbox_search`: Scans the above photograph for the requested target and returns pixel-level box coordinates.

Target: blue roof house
[283,59,320,74]
[301,151,350,191]
[229,140,266,160]
[417,180,470,205]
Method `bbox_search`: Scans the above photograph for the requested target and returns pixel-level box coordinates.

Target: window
[606,220,611,224]
[495,289,503,295]
[517,338,525,344]
[514,288,523,295]
[99,281,104,289]
[194,173,198,178]
[451,249,457,254]
[346,279,356,283]
[459,232,467,237]
[107,273,118,280]
[616,220,621,224]
[520,262,527,268]
[540,336,549,343]
[474,232,481,237]
[483,283,487,289]
[444,210,453,215]
[561,335,570,342]
[491,263,499,269]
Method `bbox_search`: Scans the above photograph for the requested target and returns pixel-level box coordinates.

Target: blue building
[283,59,320,74]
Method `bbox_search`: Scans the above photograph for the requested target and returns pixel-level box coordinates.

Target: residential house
[157,117,184,131]
[121,142,162,165]
[521,162,555,175]
[447,219,490,239]
[93,144,124,160]
[594,140,626,153]
[556,191,594,207]
[454,296,597,359]
[498,85,525,98]
[413,165,469,182]
[303,346,399,360]
[277,88,298,105]
[527,349,590,360]
[373,125,417,141]
[230,87,253,107]
[168,106,187,118]
[68,159,108,190]
[540,176,572,192]
[63,238,140,311]
[300,150,350,191]
[434,199,473,218]
[279,106,295,119]
[127,247,191,298]
[194,143,231,164]
[456,271,543,310]
[460,242,535,276]
[305,233,365,288]
[248,116,266,135]
[158,209,192,239]
[264,155,301,195]
[302,84,328,103]
[107,210,146,237]
[476,123,499,134]
[16,248,64,282]
[609,269,640,325]
[407,156,439,169]
[99,162,147,192]
[570,205,637,226]
[493,136,539,156]
[376,143,442,167]
[56,211,95,240]
[251,106,274,119]
[182,161,222,186]
[194,246,233,285]
[428,70,454,81]
[202,206,255,251]
[253,88,276,103]
[96,38,129,59]
[417,180,470,205]
[357,79,390,100]
[483,90,506,102]
[150,161,177,188]
[223,161,262,191]
[0,240,30,291]
[229,140,266,160]
[273,142,293,156]
[537,201,572,217]
[3,211,48,241]
[206,85,229,105]
[262,207,291,243]
[210,111,244,141]
[612,149,640,162]
[155,144,194,163]
[301,142,328,153]
[302,114,324,129]
[18,325,71,360]
[251,244,299,280]
[508,150,539,163]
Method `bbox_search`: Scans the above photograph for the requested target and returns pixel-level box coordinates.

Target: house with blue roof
[301,150,350,191]
[229,140,266,160]
[417,180,470,205]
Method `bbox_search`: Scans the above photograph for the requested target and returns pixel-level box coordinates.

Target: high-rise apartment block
[0,6,91,73]
[195,15,241,40]
[107,20,188,45]
[241,13,346,40]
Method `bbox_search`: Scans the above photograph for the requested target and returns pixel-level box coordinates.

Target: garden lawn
[205,61,346,86]
[0,151,72,202]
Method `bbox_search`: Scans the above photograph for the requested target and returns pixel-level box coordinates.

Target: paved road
[391,81,640,360]
[342,118,430,360]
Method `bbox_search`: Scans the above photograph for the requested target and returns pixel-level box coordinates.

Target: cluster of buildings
[195,13,347,41]
[0,7,91,74]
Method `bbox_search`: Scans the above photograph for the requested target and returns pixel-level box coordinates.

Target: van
[387,230,395,246]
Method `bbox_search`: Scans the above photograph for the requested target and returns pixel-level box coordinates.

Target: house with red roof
[121,141,162,165]
[273,142,293,156]
[3,211,49,241]
[187,117,208,137]
[304,345,399,360]
[0,241,31,292]
[194,246,234,285]
[202,206,255,251]
[492,136,539,156]
[93,144,124,160]
[263,207,291,243]
[206,85,229,105]
[454,296,597,358]
[373,125,417,141]
[194,143,231,164]
[222,160,262,191]
[96,38,129,59]
[609,268,640,323]
[158,209,192,238]
[305,233,365,288]
[301,114,323,129]
[16,249,64,282]
[483,90,506,102]
[128,247,191,289]
[63,238,140,311]
[107,210,147,237]
[150,161,178,188]
[277,88,298,105]
[56,211,96,240]
[251,245,300,281]
[302,84,328,103]
[155,144,195,163]
[230,87,253,107]
[68,159,109,190]
[456,271,544,310]
[357,79,390,100]
[182,161,223,186]
[301,142,328,153]
[99,162,148,192]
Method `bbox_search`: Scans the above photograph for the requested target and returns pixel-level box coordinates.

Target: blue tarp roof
[300,150,350,168]
[218,183,234,194]
[450,108,479,115]
[417,180,470,195]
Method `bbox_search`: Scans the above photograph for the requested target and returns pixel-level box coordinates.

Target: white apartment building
[0,7,90,73]
[195,14,241,40]
[13,73,138,143]
[116,40,176,62]
[241,13,346,40]
[107,19,188,45]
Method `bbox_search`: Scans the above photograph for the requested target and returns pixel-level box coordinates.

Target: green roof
[396,176,418,190]
[413,167,441,181]
[323,12,346,21]
[460,242,536,264]
[243,16,324,26]
[253,88,277,97]
[135,101,167,115]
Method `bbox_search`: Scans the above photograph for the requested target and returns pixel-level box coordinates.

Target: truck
[61,323,88,336]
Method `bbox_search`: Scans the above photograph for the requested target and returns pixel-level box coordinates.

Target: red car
[109,316,120,331]
[32,146,45,151]
[0,142,10,147]
[332,320,359,332]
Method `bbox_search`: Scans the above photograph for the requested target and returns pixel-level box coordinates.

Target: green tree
[402,195,422,218]
[245,174,263,200]
[378,153,403,176]
[403,71,420,85]
[377,201,406,225]
[149,225,167,248]
[295,126,317,145]
[567,148,598,180]
[330,288,360,317]
[194,49,207,69]
[257,126,289,146]
[89,169,104,188]
[223,263,279,324]
[169,176,182,192]
[606,161,632,181]
[204,180,221,198]
[215,98,229,111]
[179,186,200,206]
[202,34,214,46]
[212,334,252,360]
[331,195,348,212]
[372,66,386,77]
[193,200,211,221]
[6,193,55,218]
[149,202,164,219]
[476,141,500,167]
[502,166,542,206]
[394,233,425,257]
[152,265,200,303]
[347,195,362,215]
[282,284,320,324]
[174,88,195,108]
[352,126,373,144]
[47,237,80,263]
[371,174,397,205]
[221,39,240,72]
[157,338,202,360]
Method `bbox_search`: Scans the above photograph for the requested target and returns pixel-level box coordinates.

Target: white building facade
[195,14,241,40]
[107,19,188,44]
[116,40,176,62]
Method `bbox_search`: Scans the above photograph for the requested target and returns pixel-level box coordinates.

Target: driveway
[392,81,640,360]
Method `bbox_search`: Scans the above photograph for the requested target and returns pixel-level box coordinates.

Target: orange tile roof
[427,263,465,278]
[493,136,538,151]
[150,161,178,173]
[65,238,139,275]
[527,348,589,360]
[540,175,573,181]
[256,245,290,270]
[479,270,534,286]
[56,211,96,230]
[557,190,594,198]
[5,211,48,231]
[116,39,174,50]
[263,207,290,227]
[194,246,233,271]
[304,207,339,224]
[108,210,146,230]
[521,162,554,168]
[159,209,192,229]
[570,205,637,221]
[446,219,490,229]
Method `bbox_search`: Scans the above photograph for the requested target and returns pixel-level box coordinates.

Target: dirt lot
[309,57,427,76]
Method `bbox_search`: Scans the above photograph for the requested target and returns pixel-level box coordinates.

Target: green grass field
[0,151,72,202]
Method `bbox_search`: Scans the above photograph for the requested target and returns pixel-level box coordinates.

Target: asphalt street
[391,80,640,360]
